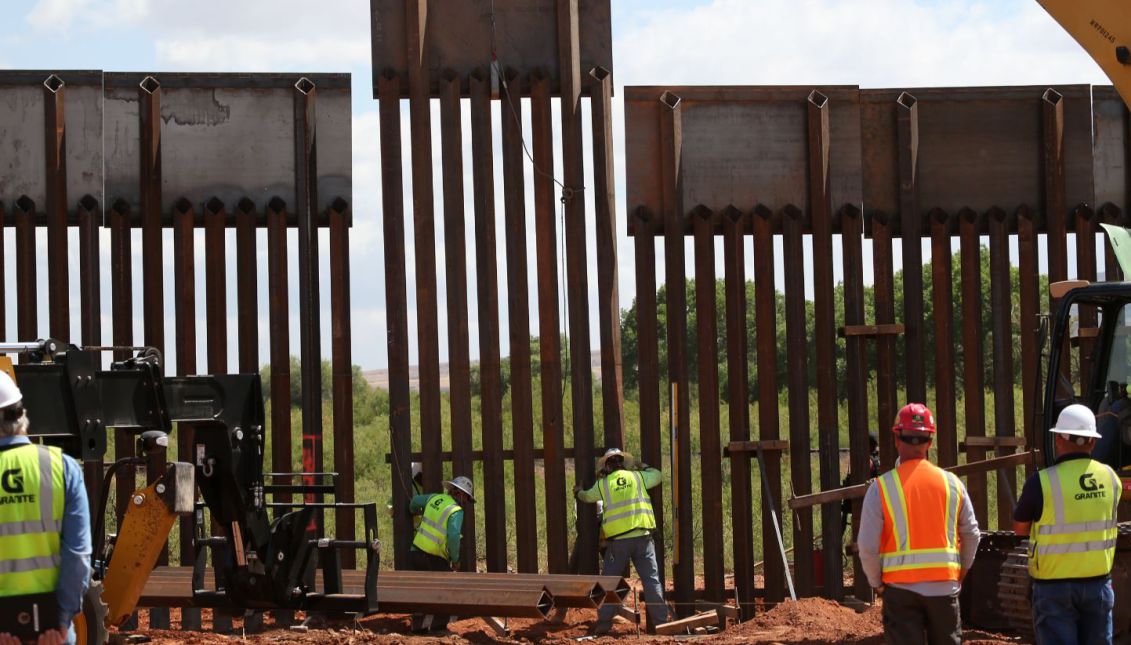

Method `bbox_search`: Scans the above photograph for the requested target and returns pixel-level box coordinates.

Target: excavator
[0,341,378,644]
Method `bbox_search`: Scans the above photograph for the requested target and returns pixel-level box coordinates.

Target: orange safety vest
[876,458,964,584]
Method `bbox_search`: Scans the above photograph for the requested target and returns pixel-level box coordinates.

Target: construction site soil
[130,599,1023,644]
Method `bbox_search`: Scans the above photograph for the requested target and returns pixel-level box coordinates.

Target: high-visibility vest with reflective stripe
[412,481,424,530]
[412,494,461,561]
[876,459,964,584]
[1029,458,1120,580]
[599,470,656,539]
[0,443,65,597]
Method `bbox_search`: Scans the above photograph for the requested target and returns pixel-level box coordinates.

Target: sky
[0,0,1114,371]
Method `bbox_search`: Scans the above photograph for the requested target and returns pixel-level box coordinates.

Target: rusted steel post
[15,197,37,343]
[266,198,293,503]
[0,203,5,340]
[501,68,537,574]
[633,208,665,582]
[988,208,1017,530]
[171,198,201,630]
[378,73,413,568]
[929,209,957,469]
[438,71,476,571]
[1074,206,1097,394]
[531,69,567,573]
[77,195,103,525]
[752,205,783,605]
[1017,205,1040,469]
[590,66,624,449]
[405,0,442,492]
[1102,204,1123,282]
[897,92,926,404]
[692,208,723,602]
[557,0,598,574]
[806,90,842,600]
[782,205,813,597]
[203,196,233,633]
[871,213,898,470]
[1043,89,1068,284]
[841,204,870,602]
[723,208,753,617]
[236,199,259,373]
[109,201,135,523]
[469,69,507,572]
[328,197,355,567]
[43,74,69,341]
[959,208,987,524]
[659,89,693,609]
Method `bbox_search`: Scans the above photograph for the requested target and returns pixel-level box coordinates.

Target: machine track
[996,542,1033,639]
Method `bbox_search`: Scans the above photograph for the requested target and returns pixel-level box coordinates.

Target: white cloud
[27,0,148,33]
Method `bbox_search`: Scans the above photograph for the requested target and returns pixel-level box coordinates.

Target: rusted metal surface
[501,69,537,574]
[959,208,987,524]
[368,0,612,97]
[1017,206,1040,467]
[531,71,568,574]
[329,198,355,568]
[989,208,1017,530]
[633,209,664,582]
[1043,89,1069,284]
[782,206,813,597]
[1075,206,1098,396]
[14,198,37,344]
[752,206,782,606]
[406,1,442,495]
[266,199,294,509]
[236,199,259,374]
[722,208,753,618]
[591,66,624,450]
[438,72,476,571]
[692,208,723,602]
[109,200,135,535]
[896,93,926,404]
[559,0,598,576]
[841,205,870,602]
[930,209,957,469]
[871,213,897,471]
[43,75,69,341]
[807,92,842,600]
[77,195,100,346]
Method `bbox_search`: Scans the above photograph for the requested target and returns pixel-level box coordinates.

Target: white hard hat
[1050,404,1102,439]
[597,448,634,472]
[0,371,22,409]
[446,475,475,503]
[411,461,422,480]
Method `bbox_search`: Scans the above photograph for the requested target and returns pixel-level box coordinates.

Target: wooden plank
[407,0,442,492]
[962,436,1026,449]
[807,90,842,600]
[501,69,537,574]
[660,88,693,609]
[654,610,718,636]
[722,207,753,619]
[328,198,355,567]
[438,72,476,571]
[782,205,813,597]
[988,208,1017,530]
[531,70,568,574]
[725,440,790,455]
[43,78,69,341]
[871,213,898,470]
[634,209,665,582]
[841,204,870,601]
[559,0,599,575]
[469,70,507,572]
[752,205,783,605]
[693,208,723,601]
[591,66,624,449]
[898,93,926,404]
[1017,206,1041,471]
[930,209,957,468]
[959,207,987,525]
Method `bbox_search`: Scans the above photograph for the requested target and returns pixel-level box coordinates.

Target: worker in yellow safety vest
[1013,404,1120,645]
[0,370,91,645]
[407,475,474,634]
[386,461,425,535]
[858,403,981,645]
[576,448,669,635]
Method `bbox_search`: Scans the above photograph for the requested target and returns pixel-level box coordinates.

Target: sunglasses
[896,434,932,445]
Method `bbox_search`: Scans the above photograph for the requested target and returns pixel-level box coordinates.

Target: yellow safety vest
[413,494,461,560]
[0,443,65,596]
[599,470,656,539]
[1029,458,1121,580]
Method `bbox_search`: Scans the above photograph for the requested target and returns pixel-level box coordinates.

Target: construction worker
[407,475,474,634]
[576,448,669,635]
[0,371,91,645]
[1012,404,1120,644]
[842,432,881,537]
[858,403,980,645]
[387,461,424,536]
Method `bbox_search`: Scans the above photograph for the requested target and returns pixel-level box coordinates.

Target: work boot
[591,622,612,637]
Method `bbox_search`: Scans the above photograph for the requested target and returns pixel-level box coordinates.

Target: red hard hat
[893,403,936,434]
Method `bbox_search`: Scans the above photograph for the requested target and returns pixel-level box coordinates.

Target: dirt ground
[126,598,1024,644]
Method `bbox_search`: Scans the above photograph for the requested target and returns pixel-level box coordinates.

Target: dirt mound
[721,598,882,644]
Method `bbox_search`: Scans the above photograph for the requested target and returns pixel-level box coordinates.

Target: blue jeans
[1031,578,1114,645]
[596,534,670,629]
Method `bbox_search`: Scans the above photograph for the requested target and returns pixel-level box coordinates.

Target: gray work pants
[596,534,670,629]
[881,585,961,645]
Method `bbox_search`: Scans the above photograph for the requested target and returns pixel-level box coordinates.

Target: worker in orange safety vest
[857,403,981,645]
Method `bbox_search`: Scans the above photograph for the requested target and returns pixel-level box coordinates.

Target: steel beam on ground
[377,72,413,568]
[531,69,568,574]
